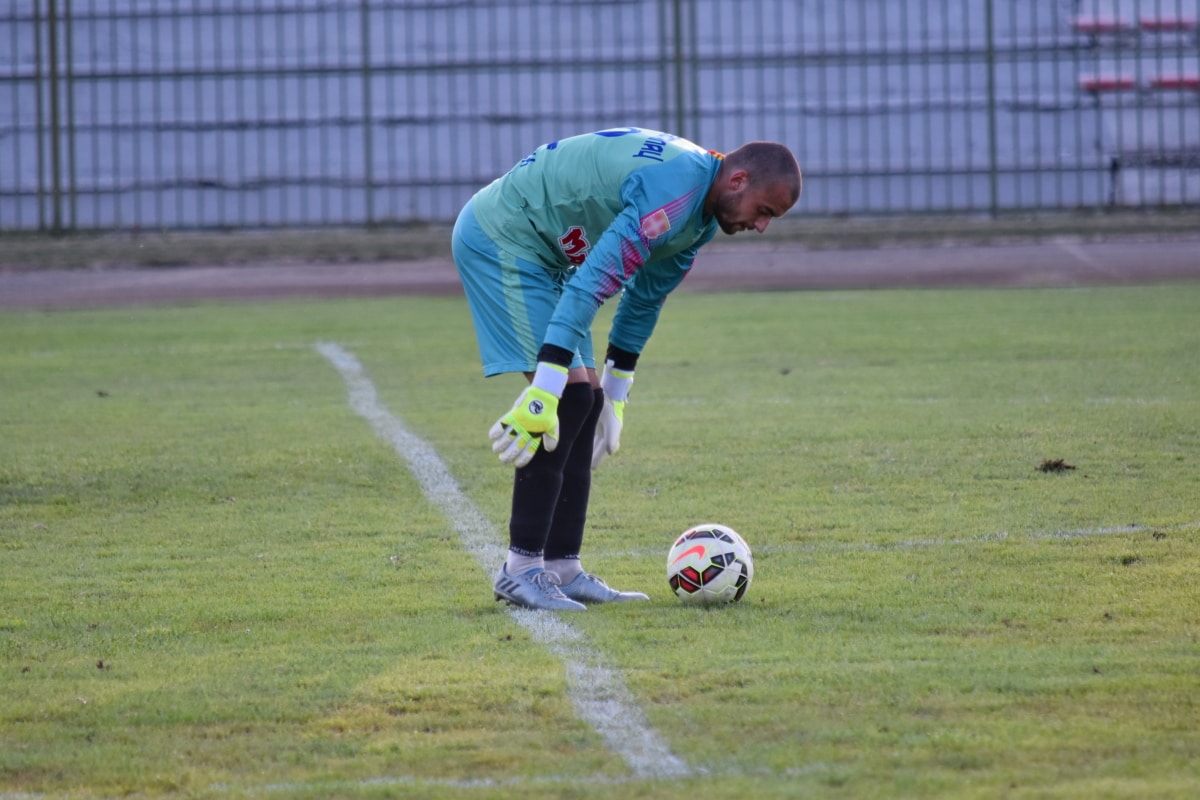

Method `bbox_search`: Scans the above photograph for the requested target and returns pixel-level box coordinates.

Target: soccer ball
[666,523,754,604]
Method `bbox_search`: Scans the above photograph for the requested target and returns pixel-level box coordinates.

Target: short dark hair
[726,142,802,204]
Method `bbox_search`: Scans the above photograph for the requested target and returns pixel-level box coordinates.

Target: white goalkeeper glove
[489,363,569,468]
[591,360,634,469]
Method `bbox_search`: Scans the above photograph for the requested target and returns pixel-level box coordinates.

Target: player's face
[712,179,794,235]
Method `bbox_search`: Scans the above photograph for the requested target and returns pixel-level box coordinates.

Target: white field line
[315,342,690,780]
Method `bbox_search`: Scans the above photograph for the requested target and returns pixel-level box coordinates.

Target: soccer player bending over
[452,126,802,611]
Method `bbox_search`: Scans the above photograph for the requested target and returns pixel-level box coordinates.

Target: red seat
[1138,16,1198,32]
[1078,74,1138,92]
[1147,74,1200,90]
[1071,16,1135,34]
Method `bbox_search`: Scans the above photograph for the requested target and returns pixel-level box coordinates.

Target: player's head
[706,142,802,235]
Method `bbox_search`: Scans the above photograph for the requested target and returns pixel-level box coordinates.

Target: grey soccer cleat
[493,565,587,611]
[555,572,650,604]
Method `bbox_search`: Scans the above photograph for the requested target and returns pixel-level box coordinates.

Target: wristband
[599,360,634,402]
[532,362,569,397]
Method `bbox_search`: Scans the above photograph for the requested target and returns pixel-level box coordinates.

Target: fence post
[64,0,76,230]
[47,0,64,232]
[984,0,999,217]
[671,0,686,138]
[360,0,375,226]
[33,0,45,230]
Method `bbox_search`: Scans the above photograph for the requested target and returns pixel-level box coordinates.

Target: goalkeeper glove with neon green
[591,361,634,469]
[489,363,568,468]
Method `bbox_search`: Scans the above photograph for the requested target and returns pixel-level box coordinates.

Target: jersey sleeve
[607,249,696,355]
[540,162,707,356]
[540,202,646,353]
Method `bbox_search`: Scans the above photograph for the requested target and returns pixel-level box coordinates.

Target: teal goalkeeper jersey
[470,127,723,358]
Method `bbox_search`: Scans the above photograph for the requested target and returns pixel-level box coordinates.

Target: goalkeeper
[452,127,802,611]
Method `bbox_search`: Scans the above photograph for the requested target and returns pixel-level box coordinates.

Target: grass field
[2,282,1198,799]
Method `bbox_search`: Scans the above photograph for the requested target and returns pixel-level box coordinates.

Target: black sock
[507,383,596,556]
[545,387,604,562]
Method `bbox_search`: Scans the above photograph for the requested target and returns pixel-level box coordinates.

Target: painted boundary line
[315,342,690,780]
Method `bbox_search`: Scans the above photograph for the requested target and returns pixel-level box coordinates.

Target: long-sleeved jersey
[469,127,723,359]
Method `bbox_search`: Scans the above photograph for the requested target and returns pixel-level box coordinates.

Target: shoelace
[532,571,569,598]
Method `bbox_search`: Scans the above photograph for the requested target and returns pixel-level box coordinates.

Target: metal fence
[3,0,1199,233]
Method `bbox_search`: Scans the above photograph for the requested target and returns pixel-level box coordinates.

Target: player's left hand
[591,362,634,469]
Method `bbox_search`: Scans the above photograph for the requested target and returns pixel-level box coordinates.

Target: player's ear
[728,169,750,191]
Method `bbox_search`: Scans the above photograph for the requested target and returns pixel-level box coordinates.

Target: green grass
[2,284,1198,798]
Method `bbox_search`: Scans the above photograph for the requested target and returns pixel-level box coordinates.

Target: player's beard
[712,191,748,235]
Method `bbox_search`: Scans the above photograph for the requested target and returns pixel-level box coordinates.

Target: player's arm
[541,162,705,354]
[540,203,652,356]
[489,199,652,468]
[589,251,694,468]
[607,249,695,356]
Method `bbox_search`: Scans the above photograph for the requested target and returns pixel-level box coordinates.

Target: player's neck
[702,165,725,218]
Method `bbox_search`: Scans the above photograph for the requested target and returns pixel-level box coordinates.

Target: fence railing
[3,0,1198,233]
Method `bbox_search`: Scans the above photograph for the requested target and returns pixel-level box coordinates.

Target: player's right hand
[489,363,568,468]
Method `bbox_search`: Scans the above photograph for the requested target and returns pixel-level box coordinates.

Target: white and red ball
[666,523,754,604]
